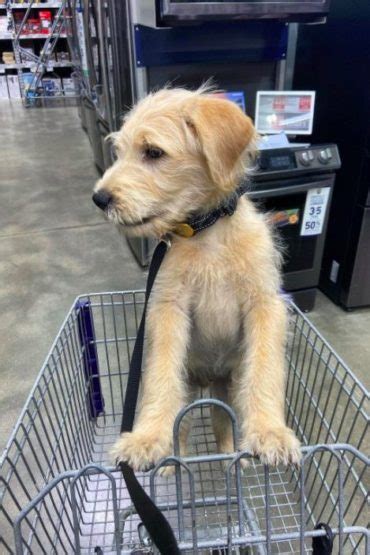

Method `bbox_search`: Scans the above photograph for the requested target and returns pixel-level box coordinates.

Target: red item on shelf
[39,10,52,34]
[13,12,23,33]
[27,18,41,35]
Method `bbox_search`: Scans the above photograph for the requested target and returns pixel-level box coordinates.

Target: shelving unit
[0,3,62,8]
[0,60,72,67]
[0,32,67,38]
[0,0,76,103]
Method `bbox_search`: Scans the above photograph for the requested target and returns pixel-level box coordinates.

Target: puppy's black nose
[92,191,112,211]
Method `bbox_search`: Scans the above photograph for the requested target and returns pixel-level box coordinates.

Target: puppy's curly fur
[94,87,301,470]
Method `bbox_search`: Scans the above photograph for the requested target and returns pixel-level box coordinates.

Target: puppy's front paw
[242,426,301,466]
[158,463,177,478]
[110,430,172,471]
[214,436,249,472]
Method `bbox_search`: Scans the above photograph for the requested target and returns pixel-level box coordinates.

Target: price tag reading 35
[301,187,331,236]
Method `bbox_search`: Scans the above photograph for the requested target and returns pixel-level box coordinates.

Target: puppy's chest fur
[186,252,244,384]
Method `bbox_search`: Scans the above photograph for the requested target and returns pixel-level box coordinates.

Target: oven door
[248,175,335,292]
[158,0,331,24]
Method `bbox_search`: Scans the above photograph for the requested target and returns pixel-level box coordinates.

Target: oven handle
[247,176,334,199]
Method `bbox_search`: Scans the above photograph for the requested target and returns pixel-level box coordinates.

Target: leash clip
[162,234,173,248]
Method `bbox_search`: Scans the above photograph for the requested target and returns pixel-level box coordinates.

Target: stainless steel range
[248,143,341,311]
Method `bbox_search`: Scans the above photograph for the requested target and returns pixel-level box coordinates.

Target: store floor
[0,102,369,453]
[0,102,145,452]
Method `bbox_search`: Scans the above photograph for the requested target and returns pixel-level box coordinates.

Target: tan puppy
[93,87,301,469]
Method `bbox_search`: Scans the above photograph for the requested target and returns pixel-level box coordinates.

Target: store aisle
[0,103,368,454]
[309,291,370,389]
[0,103,145,451]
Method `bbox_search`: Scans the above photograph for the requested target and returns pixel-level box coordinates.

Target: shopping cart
[1,291,369,554]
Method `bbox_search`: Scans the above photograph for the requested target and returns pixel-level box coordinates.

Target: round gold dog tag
[173,223,195,237]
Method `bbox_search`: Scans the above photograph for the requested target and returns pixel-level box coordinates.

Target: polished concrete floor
[0,101,145,452]
[0,101,369,453]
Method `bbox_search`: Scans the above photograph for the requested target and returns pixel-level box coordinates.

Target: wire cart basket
[1,291,369,554]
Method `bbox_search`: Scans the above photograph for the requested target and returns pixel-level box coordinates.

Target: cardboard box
[0,75,9,99]
[7,74,21,98]
[21,47,35,63]
[0,15,9,35]
[2,51,15,64]
[42,77,62,96]
[57,51,70,62]
[22,72,35,93]
[62,77,75,97]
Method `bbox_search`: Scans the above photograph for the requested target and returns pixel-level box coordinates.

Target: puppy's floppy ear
[186,96,256,191]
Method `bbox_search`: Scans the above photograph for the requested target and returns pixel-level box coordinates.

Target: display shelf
[0,61,72,69]
[1,0,73,103]
[1,3,62,8]
[20,32,66,38]
[0,32,67,38]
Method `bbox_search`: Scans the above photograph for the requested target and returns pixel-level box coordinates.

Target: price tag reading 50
[301,187,331,236]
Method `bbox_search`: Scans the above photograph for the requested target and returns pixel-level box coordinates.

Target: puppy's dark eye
[144,147,164,160]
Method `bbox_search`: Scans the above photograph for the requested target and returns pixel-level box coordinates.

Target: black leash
[120,240,168,434]
[312,523,334,554]
[118,240,180,555]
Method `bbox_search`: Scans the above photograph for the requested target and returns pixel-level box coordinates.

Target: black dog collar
[173,185,247,238]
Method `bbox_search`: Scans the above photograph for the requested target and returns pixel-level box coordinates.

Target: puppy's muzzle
[92,190,112,211]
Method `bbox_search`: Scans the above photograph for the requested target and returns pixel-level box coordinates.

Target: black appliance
[294,0,370,309]
[248,143,341,311]
[158,0,331,24]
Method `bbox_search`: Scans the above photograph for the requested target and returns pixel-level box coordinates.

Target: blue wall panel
[134,22,288,67]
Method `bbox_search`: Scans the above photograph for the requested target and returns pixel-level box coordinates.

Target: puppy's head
[93,87,257,237]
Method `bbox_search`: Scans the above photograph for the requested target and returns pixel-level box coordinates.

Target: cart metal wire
[1,291,369,554]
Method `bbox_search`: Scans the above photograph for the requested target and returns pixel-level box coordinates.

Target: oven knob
[299,151,311,166]
[318,149,330,164]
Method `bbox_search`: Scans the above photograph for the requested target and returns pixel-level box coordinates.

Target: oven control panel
[296,146,340,169]
[254,144,341,180]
